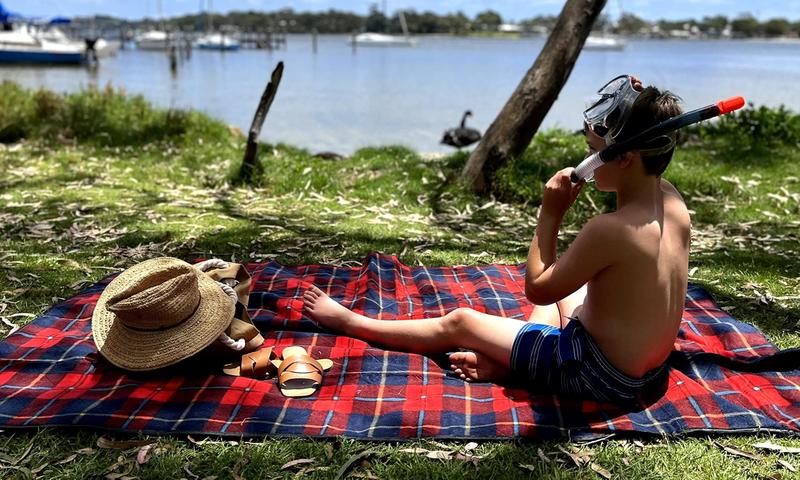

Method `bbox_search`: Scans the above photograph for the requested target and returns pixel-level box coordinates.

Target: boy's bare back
[579,179,690,377]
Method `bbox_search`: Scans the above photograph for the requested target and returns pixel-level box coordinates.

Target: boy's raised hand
[541,168,584,220]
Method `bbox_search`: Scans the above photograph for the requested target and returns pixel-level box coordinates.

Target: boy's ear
[618,152,635,169]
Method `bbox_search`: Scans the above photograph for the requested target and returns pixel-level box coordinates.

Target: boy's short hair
[616,87,683,176]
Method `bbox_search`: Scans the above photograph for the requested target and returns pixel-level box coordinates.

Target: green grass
[1,83,800,479]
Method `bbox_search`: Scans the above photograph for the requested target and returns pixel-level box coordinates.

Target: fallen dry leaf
[325,443,334,460]
[426,450,453,460]
[778,460,797,472]
[462,442,478,452]
[56,454,78,465]
[590,462,612,479]
[537,448,551,464]
[136,444,154,465]
[399,448,430,455]
[281,458,315,470]
[753,441,800,454]
[557,445,594,468]
[96,436,154,450]
[714,441,760,461]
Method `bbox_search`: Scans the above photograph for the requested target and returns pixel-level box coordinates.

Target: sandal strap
[240,347,275,378]
[278,354,324,376]
[278,354,324,387]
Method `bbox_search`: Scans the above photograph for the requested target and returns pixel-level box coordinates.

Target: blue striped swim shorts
[508,318,667,403]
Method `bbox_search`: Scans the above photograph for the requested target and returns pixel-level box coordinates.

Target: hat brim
[91,258,235,372]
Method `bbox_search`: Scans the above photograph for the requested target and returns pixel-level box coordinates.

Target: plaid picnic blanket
[1,253,798,439]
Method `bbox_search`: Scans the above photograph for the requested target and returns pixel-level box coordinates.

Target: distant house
[527,25,549,36]
[498,23,523,33]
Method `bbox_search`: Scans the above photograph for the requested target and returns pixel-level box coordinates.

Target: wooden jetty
[62,26,288,51]
[236,31,287,50]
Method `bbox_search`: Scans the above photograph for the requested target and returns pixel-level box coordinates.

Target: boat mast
[207,0,213,33]
[381,0,387,32]
[399,10,410,39]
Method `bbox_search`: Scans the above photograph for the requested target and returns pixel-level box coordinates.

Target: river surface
[3,35,800,154]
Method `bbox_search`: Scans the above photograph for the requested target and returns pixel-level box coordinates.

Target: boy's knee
[442,307,475,334]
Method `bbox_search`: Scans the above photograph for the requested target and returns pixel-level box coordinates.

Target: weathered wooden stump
[238,61,284,182]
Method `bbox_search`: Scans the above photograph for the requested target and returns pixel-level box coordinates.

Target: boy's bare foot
[448,351,509,383]
[303,284,364,335]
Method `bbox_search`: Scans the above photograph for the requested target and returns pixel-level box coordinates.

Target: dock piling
[312,28,318,53]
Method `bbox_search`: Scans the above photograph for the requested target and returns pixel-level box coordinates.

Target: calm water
[3,35,800,154]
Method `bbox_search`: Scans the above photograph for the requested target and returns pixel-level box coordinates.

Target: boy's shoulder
[659,179,692,239]
[579,212,631,246]
[581,210,662,253]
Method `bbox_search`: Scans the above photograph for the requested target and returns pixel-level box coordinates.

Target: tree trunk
[239,61,284,182]
[462,0,607,194]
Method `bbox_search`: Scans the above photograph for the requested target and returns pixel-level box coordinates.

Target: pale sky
[4,0,800,22]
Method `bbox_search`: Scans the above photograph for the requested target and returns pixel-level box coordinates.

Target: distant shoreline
[285,32,800,43]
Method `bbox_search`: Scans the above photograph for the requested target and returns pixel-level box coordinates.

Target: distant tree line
[609,13,800,38]
[76,5,800,38]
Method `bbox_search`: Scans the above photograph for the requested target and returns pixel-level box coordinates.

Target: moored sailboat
[351,10,417,47]
[194,0,240,51]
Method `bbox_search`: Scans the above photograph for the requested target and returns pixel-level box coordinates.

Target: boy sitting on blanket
[304,75,690,403]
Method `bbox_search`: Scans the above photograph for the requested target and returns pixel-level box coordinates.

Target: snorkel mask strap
[638,133,677,157]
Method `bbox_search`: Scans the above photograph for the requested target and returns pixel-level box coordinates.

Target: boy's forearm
[526,213,561,284]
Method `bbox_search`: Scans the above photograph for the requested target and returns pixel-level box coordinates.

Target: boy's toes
[309,285,325,296]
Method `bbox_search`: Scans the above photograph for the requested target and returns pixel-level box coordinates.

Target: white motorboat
[584,35,626,51]
[38,26,119,58]
[195,32,239,51]
[90,38,121,58]
[135,30,171,50]
[0,27,85,64]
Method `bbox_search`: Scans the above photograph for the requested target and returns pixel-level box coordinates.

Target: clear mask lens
[582,75,640,143]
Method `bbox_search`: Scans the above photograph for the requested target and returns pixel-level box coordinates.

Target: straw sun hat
[91,257,236,371]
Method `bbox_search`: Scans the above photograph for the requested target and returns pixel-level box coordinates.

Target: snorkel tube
[571,96,746,183]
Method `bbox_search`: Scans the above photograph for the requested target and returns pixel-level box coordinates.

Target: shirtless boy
[303,75,690,402]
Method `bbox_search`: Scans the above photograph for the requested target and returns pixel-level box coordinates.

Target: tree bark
[462,0,607,193]
[239,61,284,182]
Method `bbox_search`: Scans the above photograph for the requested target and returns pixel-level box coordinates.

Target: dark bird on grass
[313,151,345,161]
[441,110,482,149]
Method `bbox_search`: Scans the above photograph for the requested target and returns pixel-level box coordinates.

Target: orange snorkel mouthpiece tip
[717,96,745,115]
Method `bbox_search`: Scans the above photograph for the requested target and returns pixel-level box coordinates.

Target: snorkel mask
[583,74,640,145]
[572,79,746,184]
[576,74,680,183]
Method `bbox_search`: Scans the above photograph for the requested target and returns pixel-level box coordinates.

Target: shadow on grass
[0,170,102,193]
[186,213,527,263]
[692,248,800,342]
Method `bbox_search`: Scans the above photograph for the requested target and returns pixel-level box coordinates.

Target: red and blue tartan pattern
[0,253,798,439]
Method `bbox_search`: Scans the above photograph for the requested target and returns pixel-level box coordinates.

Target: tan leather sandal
[222,346,277,379]
[271,346,333,398]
